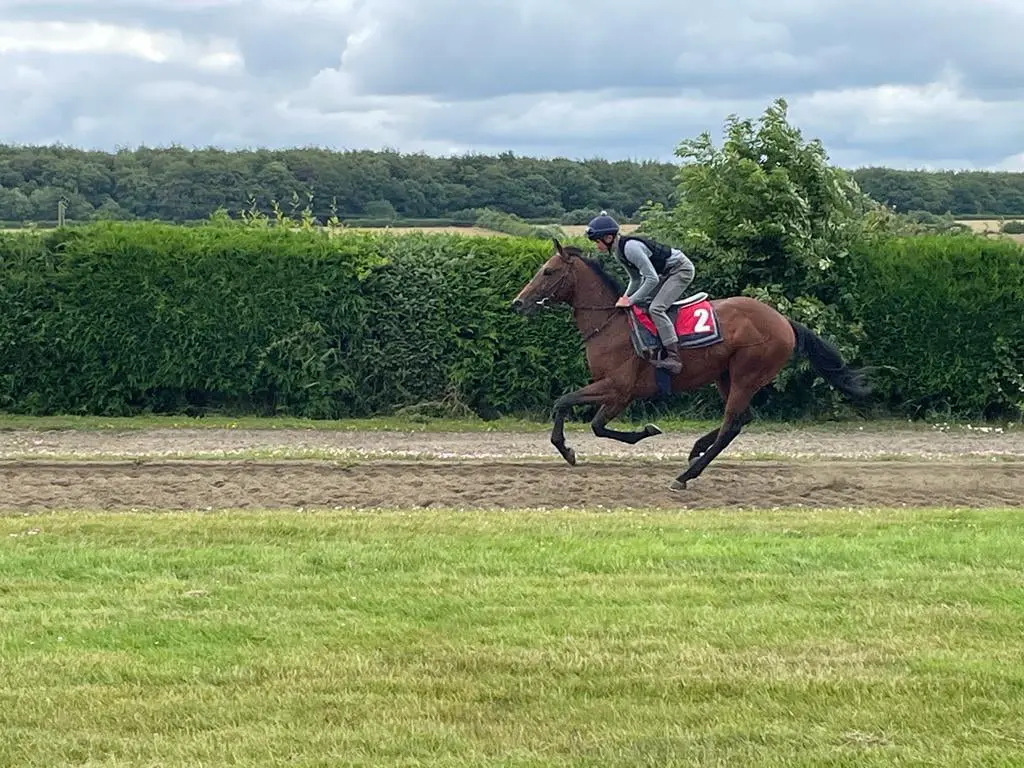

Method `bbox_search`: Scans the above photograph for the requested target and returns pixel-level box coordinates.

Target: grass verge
[0,412,1010,434]
[0,413,555,432]
[1,507,1023,766]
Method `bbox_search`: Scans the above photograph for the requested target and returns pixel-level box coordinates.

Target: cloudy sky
[1,0,1022,170]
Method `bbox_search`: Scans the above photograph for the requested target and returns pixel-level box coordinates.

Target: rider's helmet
[584,211,619,241]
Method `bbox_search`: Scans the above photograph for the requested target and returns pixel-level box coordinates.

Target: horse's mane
[578,254,624,297]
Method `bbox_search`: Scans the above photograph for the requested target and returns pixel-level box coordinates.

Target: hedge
[1,222,1022,421]
[0,222,588,418]
[855,234,1024,419]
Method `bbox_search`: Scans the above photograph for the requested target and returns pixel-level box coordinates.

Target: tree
[362,199,398,219]
[0,186,33,221]
[638,98,889,412]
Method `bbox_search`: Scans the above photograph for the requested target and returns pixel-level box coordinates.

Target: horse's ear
[553,237,571,261]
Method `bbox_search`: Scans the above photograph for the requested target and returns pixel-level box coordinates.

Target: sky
[1,0,1022,170]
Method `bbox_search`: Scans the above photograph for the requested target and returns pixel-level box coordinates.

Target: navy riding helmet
[584,211,619,241]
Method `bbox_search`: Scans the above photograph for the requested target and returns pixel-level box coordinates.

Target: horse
[510,238,871,491]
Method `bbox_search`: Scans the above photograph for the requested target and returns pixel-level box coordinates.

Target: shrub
[474,208,566,240]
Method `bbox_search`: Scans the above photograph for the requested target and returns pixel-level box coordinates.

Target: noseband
[528,259,621,342]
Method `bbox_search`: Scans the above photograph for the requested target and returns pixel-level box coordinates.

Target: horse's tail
[788,320,871,400]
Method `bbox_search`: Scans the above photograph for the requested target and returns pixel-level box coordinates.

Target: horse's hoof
[669,478,687,492]
[564,448,577,466]
[644,423,662,437]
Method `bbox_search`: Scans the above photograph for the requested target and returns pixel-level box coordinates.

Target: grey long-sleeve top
[621,238,686,304]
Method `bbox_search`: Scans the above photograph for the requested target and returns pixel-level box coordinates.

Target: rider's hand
[615,296,631,308]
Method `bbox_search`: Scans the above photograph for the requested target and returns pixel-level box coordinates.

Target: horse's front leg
[550,378,620,465]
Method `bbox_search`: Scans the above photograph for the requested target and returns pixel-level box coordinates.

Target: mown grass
[1,507,1023,766]
[0,412,991,434]
[0,413,684,433]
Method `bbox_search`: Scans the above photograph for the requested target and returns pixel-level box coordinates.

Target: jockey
[584,212,695,375]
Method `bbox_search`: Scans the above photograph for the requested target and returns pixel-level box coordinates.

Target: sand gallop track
[2,457,1023,511]
[2,424,1022,511]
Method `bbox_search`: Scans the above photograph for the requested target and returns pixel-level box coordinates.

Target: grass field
[341,223,643,237]
[0,411,958,434]
[347,225,514,236]
[957,218,1014,233]
[2,506,1023,767]
[9,219,1024,245]
[956,218,1024,242]
[8,217,1024,243]
[0,222,642,237]
[345,220,1022,242]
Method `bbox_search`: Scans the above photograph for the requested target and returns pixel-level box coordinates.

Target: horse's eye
[543,268,555,276]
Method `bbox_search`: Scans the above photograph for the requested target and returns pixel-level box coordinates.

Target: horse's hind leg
[672,340,790,489]
[688,376,753,461]
[688,376,730,461]
[591,401,662,445]
[689,410,752,462]
[671,392,753,490]
[671,368,763,491]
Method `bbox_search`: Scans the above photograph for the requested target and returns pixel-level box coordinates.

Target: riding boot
[661,342,683,374]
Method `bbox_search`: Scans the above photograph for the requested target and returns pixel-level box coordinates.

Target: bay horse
[510,239,871,491]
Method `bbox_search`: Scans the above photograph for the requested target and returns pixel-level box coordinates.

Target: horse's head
[510,238,581,316]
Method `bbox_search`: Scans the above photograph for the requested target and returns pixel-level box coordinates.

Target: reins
[529,262,622,343]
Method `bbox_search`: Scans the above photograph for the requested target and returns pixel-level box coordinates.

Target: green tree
[27,142,1024,224]
[853,168,1024,216]
[362,199,398,219]
[639,98,889,413]
[0,187,33,221]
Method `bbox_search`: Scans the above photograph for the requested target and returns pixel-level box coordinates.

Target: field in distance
[956,218,1024,242]
[344,223,642,237]
[5,220,1024,242]
[346,220,1024,243]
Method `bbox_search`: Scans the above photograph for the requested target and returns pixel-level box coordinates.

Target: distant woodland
[2,144,1023,225]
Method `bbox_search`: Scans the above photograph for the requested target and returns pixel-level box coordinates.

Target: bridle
[525,257,621,343]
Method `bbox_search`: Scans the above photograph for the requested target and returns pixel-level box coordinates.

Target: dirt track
[1,425,1022,511]
[2,458,1022,511]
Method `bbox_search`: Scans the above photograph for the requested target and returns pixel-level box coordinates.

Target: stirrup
[652,352,682,371]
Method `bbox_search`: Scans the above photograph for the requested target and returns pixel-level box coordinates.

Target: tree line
[853,167,1024,217]
[0,145,676,225]
[1,144,1023,226]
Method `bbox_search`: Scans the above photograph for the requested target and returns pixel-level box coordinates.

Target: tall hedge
[1,223,374,416]
[1,222,1021,421]
[0,222,588,418]
[340,230,588,417]
[855,234,1024,419]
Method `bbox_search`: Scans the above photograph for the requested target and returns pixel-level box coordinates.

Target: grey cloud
[0,1,248,35]
[0,0,352,81]
[777,0,1024,98]
[0,0,1022,171]
[335,0,1024,102]
[0,49,247,147]
[234,26,345,81]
